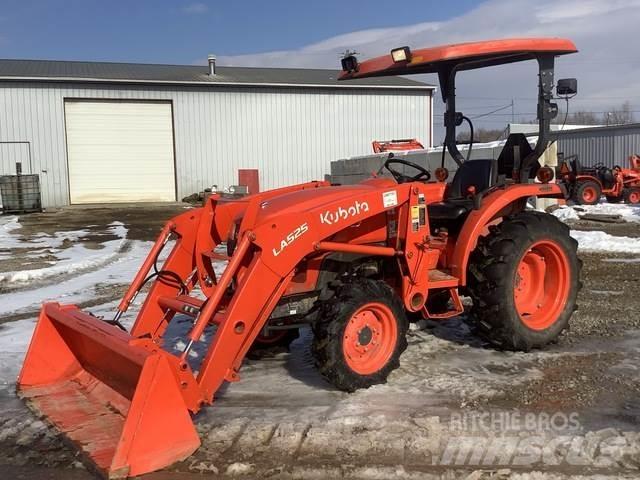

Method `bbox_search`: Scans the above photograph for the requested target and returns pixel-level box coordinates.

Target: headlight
[391,46,411,63]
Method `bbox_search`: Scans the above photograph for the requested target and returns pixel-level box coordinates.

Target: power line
[469,103,514,120]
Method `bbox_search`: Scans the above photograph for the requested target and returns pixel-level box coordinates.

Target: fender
[575,174,603,186]
[451,183,563,285]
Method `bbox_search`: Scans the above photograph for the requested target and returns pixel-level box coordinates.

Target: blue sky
[0,0,477,64]
[2,0,640,136]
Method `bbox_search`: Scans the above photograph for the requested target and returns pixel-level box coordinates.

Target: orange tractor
[18,38,582,478]
[559,153,640,205]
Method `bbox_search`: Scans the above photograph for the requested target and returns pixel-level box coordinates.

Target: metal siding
[0,82,430,207]
[553,125,640,169]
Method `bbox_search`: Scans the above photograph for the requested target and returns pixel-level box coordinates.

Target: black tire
[311,279,408,392]
[623,187,640,205]
[467,211,581,351]
[605,195,623,204]
[572,180,601,205]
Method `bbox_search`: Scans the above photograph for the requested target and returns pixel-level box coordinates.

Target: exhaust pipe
[207,54,216,76]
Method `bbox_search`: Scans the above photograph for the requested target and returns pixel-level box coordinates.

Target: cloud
[183,3,208,14]
[217,0,640,136]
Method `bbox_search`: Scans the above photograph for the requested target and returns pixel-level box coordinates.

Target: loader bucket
[17,303,200,478]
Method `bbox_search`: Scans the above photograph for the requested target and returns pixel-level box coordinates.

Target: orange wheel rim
[514,240,570,330]
[630,191,640,204]
[343,302,397,375]
[582,186,597,203]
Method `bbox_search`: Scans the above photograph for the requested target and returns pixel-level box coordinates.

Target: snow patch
[553,202,640,224]
[0,222,128,284]
[577,202,640,222]
[552,206,580,221]
[570,230,640,254]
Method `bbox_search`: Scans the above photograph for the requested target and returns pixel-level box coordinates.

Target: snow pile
[571,230,640,254]
[551,206,580,221]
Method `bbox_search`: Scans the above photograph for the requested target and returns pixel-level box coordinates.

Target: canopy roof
[339,38,578,80]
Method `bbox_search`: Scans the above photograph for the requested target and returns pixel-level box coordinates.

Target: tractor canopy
[340,38,578,182]
[338,38,577,80]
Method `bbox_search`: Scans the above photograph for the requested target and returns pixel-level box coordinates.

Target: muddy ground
[0,204,639,479]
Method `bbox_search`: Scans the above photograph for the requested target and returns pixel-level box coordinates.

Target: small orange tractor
[18,38,582,478]
[559,154,640,205]
[372,138,425,153]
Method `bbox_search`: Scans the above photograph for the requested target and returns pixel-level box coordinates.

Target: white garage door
[65,100,176,203]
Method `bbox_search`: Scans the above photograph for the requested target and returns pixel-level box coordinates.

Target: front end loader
[18,38,582,477]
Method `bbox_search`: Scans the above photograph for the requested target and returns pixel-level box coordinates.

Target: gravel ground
[0,205,639,479]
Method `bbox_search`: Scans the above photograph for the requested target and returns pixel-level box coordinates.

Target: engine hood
[253,180,396,226]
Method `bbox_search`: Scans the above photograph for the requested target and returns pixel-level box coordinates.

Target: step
[428,269,459,288]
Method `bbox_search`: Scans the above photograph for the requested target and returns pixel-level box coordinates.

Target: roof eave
[0,75,435,90]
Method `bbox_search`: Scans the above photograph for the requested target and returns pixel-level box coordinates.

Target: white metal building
[0,58,433,208]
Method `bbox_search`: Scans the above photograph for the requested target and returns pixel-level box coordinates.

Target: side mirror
[557,78,577,96]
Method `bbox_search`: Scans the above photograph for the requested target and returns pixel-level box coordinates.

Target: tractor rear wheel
[312,279,408,392]
[573,180,601,205]
[623,187,640,205]
[467,211,581,351]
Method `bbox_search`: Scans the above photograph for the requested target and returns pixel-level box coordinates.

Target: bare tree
[604,101,635,125]
[456,127,505,143]
[562,110,600,125]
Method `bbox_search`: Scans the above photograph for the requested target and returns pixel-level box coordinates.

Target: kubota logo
[320,200,370,225]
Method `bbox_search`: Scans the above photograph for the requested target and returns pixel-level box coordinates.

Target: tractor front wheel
[573,180,601,205]
[468,211,581,351]
[312,279,408,392]
[248,328,299,357]
[623,188,640,205]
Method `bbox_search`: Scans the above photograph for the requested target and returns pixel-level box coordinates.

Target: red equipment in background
[558,154,640,205]
[18,37,582,478]
[372,138,425,153]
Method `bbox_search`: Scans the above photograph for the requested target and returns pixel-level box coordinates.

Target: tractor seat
[428,159,498,220]
[427,202,469,220]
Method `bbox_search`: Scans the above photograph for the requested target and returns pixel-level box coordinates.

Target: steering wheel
[384,157,431,183]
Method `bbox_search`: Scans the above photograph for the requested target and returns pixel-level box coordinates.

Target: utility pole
[511,98,515,123]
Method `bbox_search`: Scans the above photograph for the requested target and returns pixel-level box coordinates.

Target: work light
[341,55,359,73]
[391,46,411,63]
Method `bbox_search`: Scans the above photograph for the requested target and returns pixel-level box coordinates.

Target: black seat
[447,158,498,199]
[428,159,498,220]
[496,133,534,178]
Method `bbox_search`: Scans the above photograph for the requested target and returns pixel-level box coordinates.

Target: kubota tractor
[558,153,640,205]
[18,38,582,478]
